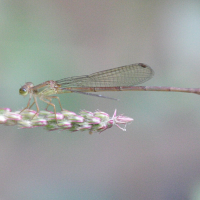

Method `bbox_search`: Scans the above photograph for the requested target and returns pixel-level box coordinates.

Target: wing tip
[138,63,148,68]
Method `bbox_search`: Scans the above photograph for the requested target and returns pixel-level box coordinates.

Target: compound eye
[19,88,28,95]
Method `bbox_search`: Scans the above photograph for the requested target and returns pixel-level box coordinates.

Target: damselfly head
[19,82,34,96]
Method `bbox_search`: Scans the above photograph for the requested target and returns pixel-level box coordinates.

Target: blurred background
[1,0,200,199]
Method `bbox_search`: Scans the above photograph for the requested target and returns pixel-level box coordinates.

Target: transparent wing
[56,63,154,87]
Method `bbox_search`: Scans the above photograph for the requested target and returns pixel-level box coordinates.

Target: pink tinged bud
[70,115,84,123]
[20,109,38,119]
[39,110,52,116]
[61,110,77,117]
[83,116,101,124]
[40,110,65,121]
[80,110,94,118]
[0,108,11,112]
[6,112,22,121]
[78,123,92,131]
[94,110,109,117]
[115,115,134,124]
[79,110,101,124]
[96,123,108,131]
[46,113,64,121]
[112,110,134,131]
[94,111,110,123]
[88,117,101,124]
[61,110,84,122]
[18,120,33,128]
[57,120,72,128]
[55,113,64,120]
[0,108,22,124]
[107,119,114,127]
[70,122,92,131]
[31,118,48,127]
[0,115,7,123]
[101,124,113,132]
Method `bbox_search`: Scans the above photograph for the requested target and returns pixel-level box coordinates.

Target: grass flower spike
[0,108,133,133]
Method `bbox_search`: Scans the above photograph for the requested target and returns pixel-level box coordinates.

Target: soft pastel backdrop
[1,1,200,199]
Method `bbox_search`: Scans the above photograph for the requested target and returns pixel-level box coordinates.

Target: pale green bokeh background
[1,1,200,199]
